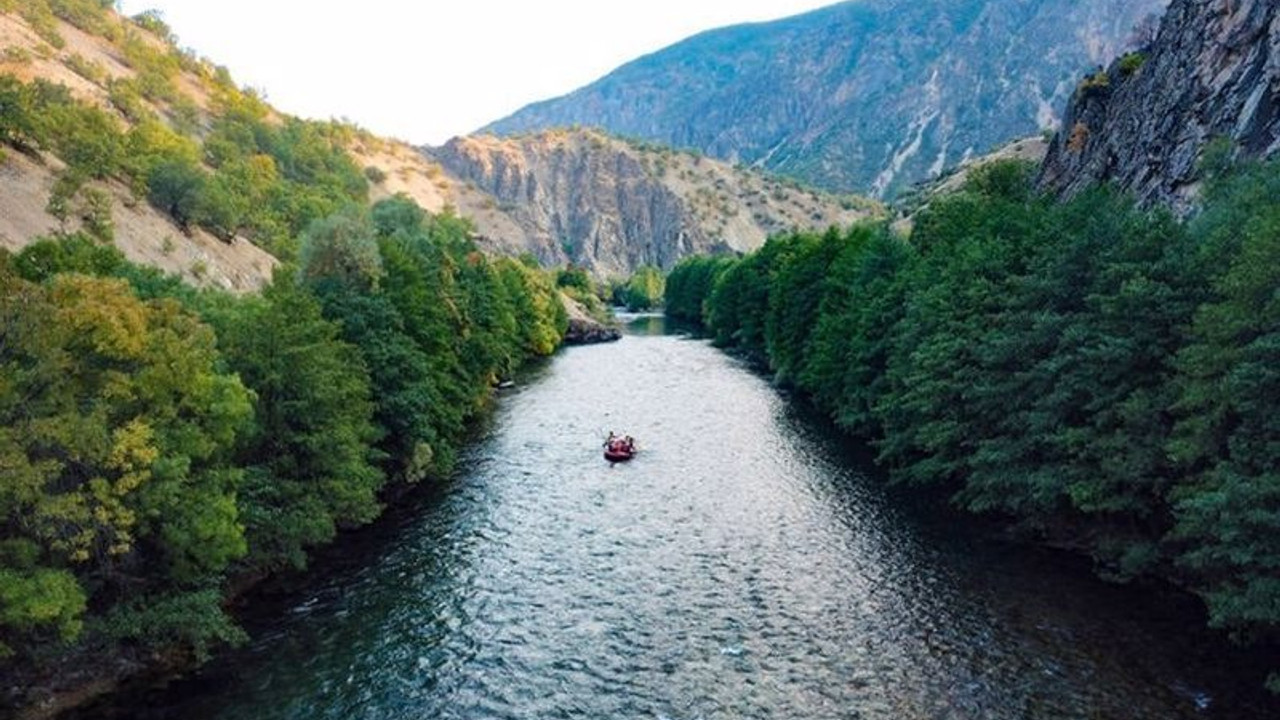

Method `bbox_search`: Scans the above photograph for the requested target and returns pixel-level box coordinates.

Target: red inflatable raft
[603,436,636,462]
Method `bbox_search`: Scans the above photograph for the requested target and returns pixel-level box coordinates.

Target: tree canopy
[677,159,1280,686]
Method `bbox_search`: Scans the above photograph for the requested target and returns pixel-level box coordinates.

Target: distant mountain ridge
[485,0,1168,198]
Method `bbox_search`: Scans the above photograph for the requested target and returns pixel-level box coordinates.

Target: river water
[85,317,1276,720]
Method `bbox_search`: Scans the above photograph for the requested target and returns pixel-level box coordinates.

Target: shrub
[48,0,113,34]
[1076,70,1110,99]
[63,53,106,84]
[621,265,665,311]
[3,47,33,65]
[1118,52,1147,77]
[147,159,208,229]
[130,9,174,42]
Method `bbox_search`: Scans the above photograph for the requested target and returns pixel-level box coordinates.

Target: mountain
[426,130,877,278]
[1039,0,1280,211]
[484,0,1168,198]
[0,9,866,286]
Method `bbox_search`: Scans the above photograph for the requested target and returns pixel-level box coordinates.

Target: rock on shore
[560,292,621,345]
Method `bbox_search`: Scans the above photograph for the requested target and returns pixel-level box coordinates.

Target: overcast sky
[115,1,838,146]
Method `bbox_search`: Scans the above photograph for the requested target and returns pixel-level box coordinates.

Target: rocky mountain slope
[0,8,278,291]
[428,130,876,277]
[1,8,862,285]
[485,0,1168,198]
[1039,0,1280,211]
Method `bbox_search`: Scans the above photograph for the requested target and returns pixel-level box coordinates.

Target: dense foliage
[664,255,735,326]
[672,160,1280,683]
[0,5,567,705]
[616,265,665,311]
[0,198,565,672]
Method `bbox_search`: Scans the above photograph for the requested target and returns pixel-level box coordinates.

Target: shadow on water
[67,314,1280,720]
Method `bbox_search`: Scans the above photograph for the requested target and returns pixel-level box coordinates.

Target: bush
[147,159,208,229]
[48,0,113,34]
[63,53,106,84]
[1118,52,1147,77]
[0,77,42,151]
[130,9,175,42]
[1076,70,1111,99]
[556,265,592,293]
[621,265,664,311]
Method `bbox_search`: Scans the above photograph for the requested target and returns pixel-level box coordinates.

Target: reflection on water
[620,311,669,336]
[77,317,1277,720]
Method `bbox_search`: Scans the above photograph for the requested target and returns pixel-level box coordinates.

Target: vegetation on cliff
[0,69,366,262]
[668,159,1280,687]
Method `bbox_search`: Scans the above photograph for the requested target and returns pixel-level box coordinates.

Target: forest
[0,1,576,689]
[0,204,567,670]
[667,159,1280,689]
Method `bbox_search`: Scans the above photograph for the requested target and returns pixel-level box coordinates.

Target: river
[77,316,1276,719]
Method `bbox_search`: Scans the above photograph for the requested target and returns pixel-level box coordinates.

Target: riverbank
[663,167,1280,696]
[559,292,622,345]
[4,357,558,720]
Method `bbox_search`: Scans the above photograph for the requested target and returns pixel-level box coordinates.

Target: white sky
[115,1,838,146]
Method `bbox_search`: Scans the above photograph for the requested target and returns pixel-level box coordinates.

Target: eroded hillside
[430,130,878,277]
[0,7,277,290]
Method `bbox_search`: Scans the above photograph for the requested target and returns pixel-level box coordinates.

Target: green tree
[622,265,665,311]
[1168,161,1280,647]
[497,258,567,357]
[664,255,736,326]
[706,237,791,363]
[0,76,41,152]
[957,188,1202,575]
[147,159,208,229]
[0,264,251,657]
[299,206,384,291]
[797,225,913,437]
[201,279,384,571]
[765,228,849,385]
[874,162,1045,491]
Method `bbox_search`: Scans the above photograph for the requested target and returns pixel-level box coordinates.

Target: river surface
[86,317,1276,720]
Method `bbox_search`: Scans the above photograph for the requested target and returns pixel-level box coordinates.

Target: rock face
[1039,0,1280,211]
[560,293,622,345]
[427,129,874,278]
[484,0,1167,198]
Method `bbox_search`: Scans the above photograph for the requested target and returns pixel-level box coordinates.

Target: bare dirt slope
[0,11,275,290]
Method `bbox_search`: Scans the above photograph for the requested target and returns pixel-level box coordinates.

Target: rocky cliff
[485,0,1167,198]
[1039,0,1280,211]
[427,130,876,278]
